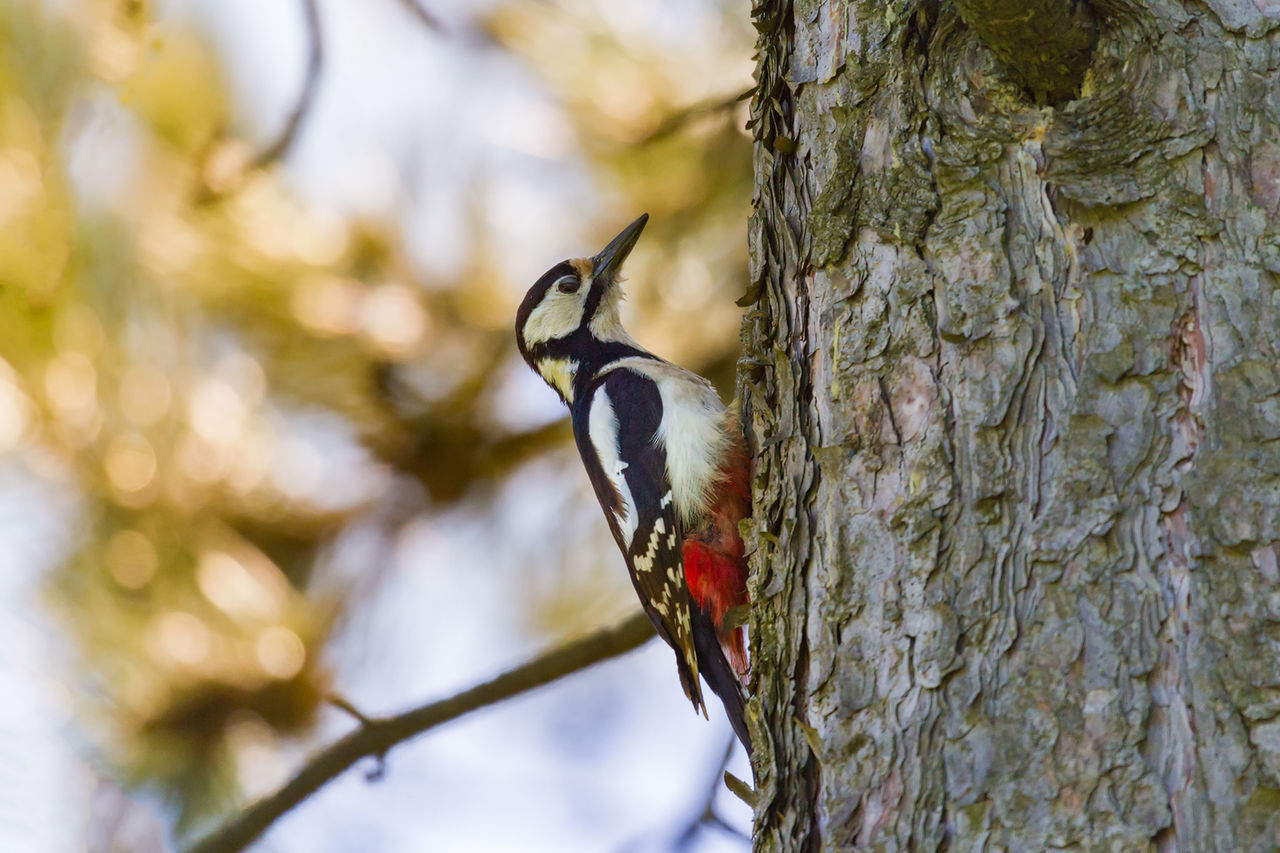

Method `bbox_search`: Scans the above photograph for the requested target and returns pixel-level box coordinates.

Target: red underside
[683,540,744,627]
[683,439,752,677]
[683,540,747,675]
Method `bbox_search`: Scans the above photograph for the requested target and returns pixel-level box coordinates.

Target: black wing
[573,367,706,715]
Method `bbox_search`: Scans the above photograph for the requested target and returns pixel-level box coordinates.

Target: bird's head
[515,213,648,404]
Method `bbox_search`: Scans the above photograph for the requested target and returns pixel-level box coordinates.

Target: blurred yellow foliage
[0,0,752,833]
[121,26,227,152]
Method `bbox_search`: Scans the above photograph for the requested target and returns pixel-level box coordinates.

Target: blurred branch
[485,419,573,474]
[618,735,748,853]
[373,354,576,501]
[673,737,749,850]
[327,695,388,780]
[183,612,656,853]
[251,0,324,169]
[638,87,753,145]
[198,0,323,198]
[397,0,445,33]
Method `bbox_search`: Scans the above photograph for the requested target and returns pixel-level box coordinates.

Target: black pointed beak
[591,214,648,281]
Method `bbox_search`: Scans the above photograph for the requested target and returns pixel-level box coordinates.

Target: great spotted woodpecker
[515,214,752,753]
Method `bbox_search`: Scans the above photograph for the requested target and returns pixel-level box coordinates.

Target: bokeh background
[0,0,754,850]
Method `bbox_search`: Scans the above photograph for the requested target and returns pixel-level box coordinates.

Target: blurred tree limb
[183,612,655,853]
[673,737,749,849]
[638,87,753,145]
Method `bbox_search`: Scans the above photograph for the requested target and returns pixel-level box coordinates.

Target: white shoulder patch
[588,387,638,545]
[605,357,729,525]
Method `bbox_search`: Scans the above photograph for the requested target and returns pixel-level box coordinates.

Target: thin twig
[183,612,655,853]
[196,0,324,200]
[251,0,324,170]
[673,736,749,849]
[723,770,757,808]
[326,695,388,780]
[326,694,374,727]
[397,0,446,32]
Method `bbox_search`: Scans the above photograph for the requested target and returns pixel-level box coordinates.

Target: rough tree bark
[741,0,1280,850]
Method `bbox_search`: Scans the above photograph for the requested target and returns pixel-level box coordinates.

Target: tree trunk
[741,1,1280,850]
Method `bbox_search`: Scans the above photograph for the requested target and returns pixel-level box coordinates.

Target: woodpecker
[515,214,752,753]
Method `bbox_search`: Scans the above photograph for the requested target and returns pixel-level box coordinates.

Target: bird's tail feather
[692,604,752,756]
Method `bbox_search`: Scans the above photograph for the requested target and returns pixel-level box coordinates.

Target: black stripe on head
[581,263,609,327]
[515,260,577,363]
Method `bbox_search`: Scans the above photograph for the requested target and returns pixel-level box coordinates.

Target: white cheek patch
[588,388,639,545]
[522,289,587,345]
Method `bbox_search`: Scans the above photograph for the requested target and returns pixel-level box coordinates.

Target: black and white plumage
[515,214,751,752]
[576,367,702,707]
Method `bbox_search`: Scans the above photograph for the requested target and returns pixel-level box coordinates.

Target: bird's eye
[556,275,581,294]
